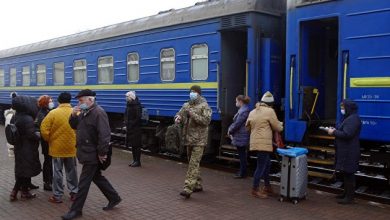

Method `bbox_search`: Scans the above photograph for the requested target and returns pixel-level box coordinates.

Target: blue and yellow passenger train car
[0,0,285,149]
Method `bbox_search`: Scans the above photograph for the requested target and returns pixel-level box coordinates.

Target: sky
[0,0,201,50]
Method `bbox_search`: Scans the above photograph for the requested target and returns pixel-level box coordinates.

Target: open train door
[286,17,340,143]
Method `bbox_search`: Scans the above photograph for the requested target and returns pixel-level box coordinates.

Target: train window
[0,69,4,86]
[36,64,46,86]
[127,53,139,82]
[10,68,16,87]
[160,48,175,81]
[98,56,114,84]
[73,59,87,85]
[53,62,65,85]
[191,44,208,80]
[22,66,30,86]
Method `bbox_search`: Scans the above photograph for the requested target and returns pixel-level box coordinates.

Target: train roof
[0,0,285,59]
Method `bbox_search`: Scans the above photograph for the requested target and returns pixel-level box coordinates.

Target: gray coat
[228,105,250,147]
[69,103,111,165]
[334,100,362,174]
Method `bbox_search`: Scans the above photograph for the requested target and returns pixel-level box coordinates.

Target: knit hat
[190,85,202,95]
[261,91,274,103]
[126,91,136,100]
[57,92,71,104]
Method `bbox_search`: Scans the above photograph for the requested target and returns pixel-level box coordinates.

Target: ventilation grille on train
[221,14,248,29]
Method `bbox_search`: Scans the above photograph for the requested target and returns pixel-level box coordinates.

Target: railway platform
[1,127,389,220]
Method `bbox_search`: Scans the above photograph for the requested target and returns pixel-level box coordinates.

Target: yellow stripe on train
[0,82,218,90]
[350,77,390,88]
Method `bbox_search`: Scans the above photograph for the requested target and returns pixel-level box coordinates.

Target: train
[0,0,389,200]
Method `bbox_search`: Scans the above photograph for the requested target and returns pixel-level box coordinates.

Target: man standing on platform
[62,89,121,220]
[175,85,212,199]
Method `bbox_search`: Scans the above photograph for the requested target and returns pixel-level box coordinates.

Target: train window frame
[10,67,17,87]
[53,62,65,86]
[191,44,209,81]
[98,56,114,84]
[36,64,46,86]
[0,68,4,86]
[73,59,87,85]
[160,48,175,82]
[127,52,140,83]
[22,66,30,86]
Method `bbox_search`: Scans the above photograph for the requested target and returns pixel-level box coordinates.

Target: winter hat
[10,92,17,98]
[190,85,202,95]
[57,92,71,104]
[126,91,136,100]
[261,91,274,103]
[75,89,96,98]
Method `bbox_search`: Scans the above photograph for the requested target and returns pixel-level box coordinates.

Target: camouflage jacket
[175,96,212,146]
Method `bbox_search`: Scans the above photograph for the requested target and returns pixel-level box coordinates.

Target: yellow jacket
[246,103,283,152]
[41,103,76,157]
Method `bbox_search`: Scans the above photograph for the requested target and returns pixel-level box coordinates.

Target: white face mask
[340,109,345,115]
[48,102,55,109]
[235,101,241,108]
[190,92,198,100]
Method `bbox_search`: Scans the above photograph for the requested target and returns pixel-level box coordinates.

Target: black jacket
[36,107,50,155]
[12,96,41,178]
[334,100,362,174]
[69,103,111,164]
[124,98,142,147]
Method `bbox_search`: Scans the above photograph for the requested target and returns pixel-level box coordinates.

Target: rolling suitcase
[277,147,308,204]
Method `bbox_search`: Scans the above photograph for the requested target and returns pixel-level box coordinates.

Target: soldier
[175,85,212,199]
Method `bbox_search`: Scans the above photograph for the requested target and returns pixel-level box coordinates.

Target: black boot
[129,147,141,167]
[338,173,355,204]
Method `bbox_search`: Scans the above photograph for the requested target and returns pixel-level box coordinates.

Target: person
[41,92,78,203]
[36,95,55,191]
[246,91,283,198]
[175,85,212,199]
[9,95,41,201]
[228,95,250,179]
[62,89,121,220]
[327,99,361,204]
[124,91,142,167]
[4,92,17,157]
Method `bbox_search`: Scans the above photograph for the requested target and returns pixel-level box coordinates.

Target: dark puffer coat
[36,107,50,155]
[124,98,142,148]
[334,100,362,174]
[12,96,41,178]
[228,105,250,147]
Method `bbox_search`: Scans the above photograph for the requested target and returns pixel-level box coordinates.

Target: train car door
[287,17,340,141]
[219,29,248,144]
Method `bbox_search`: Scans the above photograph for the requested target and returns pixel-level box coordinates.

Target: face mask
[235,102,241,108]
[79,103,88,111]
[340,109,345,115]
[190,92,198,100]
[48,102,55,109]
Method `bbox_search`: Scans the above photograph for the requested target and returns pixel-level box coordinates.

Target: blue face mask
[190,92,198,100]
[79,103,88,110]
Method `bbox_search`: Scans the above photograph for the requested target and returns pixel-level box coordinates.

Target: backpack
[5,122,19,145]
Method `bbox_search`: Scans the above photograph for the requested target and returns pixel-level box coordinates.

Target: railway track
[110,132,390,205]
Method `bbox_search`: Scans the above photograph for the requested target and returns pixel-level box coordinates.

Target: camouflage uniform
[176,96,212,193]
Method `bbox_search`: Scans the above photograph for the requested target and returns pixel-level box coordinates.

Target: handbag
[272,131,285,152]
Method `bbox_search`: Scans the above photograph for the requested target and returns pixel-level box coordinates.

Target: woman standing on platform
[37,95,55,191]
[246,91,283,199]
[228,95,250,179]
[327,100,361,204]
[125,91,143,167]
[10,95,41,201]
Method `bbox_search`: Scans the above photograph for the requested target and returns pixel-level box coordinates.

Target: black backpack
[5,120,19,145]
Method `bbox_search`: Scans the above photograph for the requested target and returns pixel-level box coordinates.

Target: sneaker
[48,196,63,203]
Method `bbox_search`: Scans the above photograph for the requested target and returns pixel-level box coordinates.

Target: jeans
[236,146,248,176]
[52,157,78,199]
[253,151,271,189]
